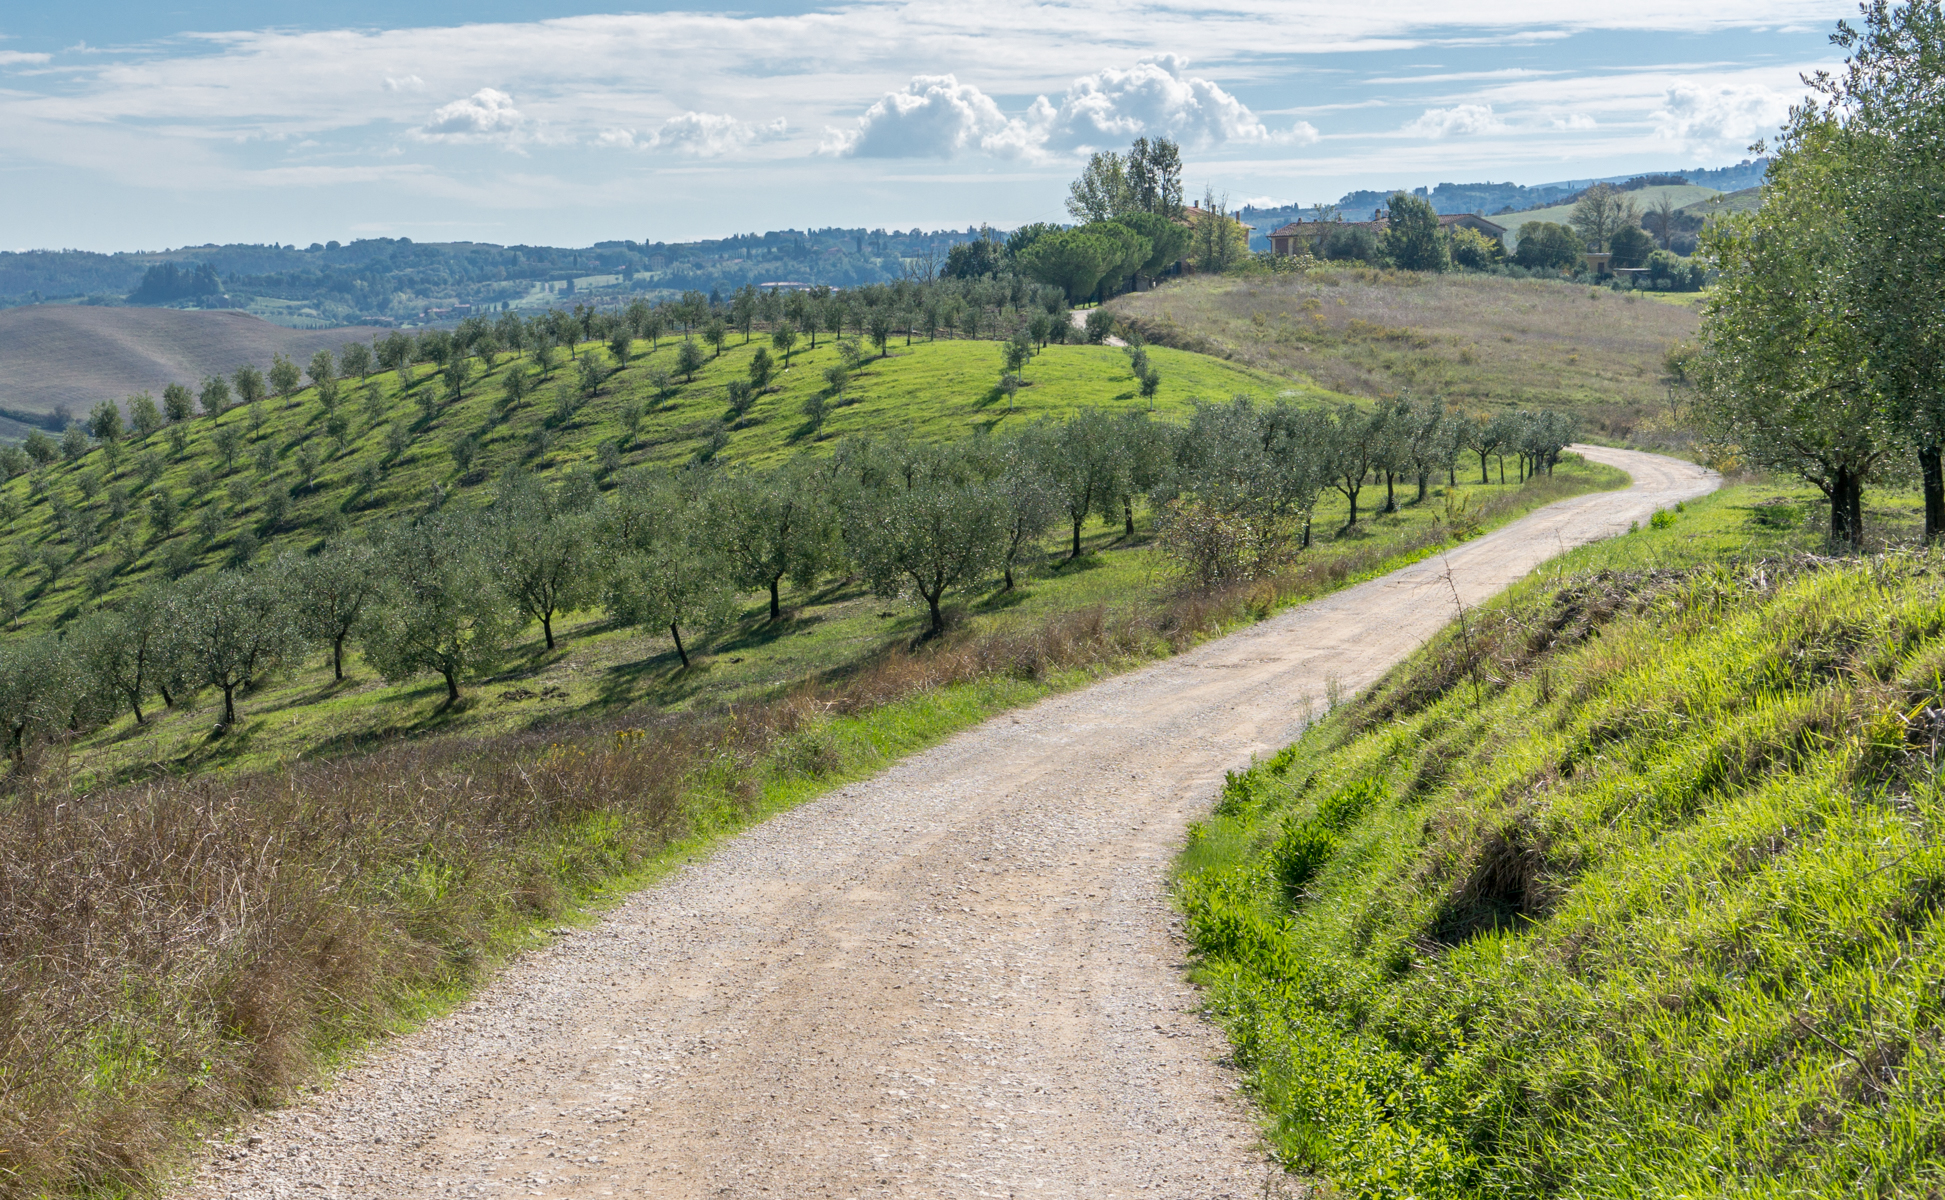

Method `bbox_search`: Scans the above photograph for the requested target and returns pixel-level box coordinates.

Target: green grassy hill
[1500,183,1724,234]
[1681,184,1765,216]
[1177,481,1945,1196]
[0,333,1308,635]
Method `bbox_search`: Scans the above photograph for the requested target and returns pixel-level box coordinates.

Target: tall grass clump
[1178,553,1945,1197]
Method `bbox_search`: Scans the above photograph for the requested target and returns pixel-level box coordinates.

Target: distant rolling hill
[0,306,368,422]
[1499,183,1726,236]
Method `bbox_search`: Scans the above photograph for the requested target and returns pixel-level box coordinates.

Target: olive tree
[200,374,233,417]
[172,565,305,730]
[1323,404,1387,528]
[71,589,170,724]
[1031,410,1126,559]
[489,477,602,649]
[269,353,302,400]
[676,338,707,381]
[1823,0,1945,540]
[1696,114,1890,546]
[0,635,92,768]
[233,364,265,410]
[842,441,1009,636]
[287,542,382,681]
[358,513,517,708]
[338,340,373,380]
[163,383,197,424]
[984,436,1060,590]
[129,392,164,440]
[600,472,735,668]
[704,461,840,621]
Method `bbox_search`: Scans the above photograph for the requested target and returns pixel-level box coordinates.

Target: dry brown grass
[1108,268,1702,449]
[0,575,1214,1194]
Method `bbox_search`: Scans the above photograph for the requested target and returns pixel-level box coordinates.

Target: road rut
[180,446,1715,1200]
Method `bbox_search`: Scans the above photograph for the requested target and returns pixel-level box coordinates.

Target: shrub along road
[176,445,1714,1200]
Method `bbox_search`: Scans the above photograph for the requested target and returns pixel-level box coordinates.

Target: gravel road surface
[178,446,1715,1200]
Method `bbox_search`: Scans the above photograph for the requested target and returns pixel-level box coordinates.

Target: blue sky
[0,1,1851,252]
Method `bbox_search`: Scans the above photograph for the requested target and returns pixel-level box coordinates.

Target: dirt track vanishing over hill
[178,446,1716,1200]
[0,306,363,418]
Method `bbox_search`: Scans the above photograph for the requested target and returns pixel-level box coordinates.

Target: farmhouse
[1269,212,1508,257]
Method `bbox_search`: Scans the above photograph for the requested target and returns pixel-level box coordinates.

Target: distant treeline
[0,227,1000,319]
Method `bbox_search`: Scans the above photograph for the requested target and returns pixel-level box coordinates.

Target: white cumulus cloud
[829,57,1306,160]
[416,87,523,141]
[384,74,425,92]
[1552,112,1597,130]
[823,75,1016,158]
[1652,81,1794,152]
[0,51,51,67]
[1039,55,1277,151]
[1402,104,1507,137]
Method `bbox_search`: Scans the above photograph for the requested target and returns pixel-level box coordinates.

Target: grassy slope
[1176,479,1945,1197]
[1684,186,1765,216]
[0,315,1627,784]
[0,334,1306,634]
[1497,183,1725,233]
[1106,269,1699,448]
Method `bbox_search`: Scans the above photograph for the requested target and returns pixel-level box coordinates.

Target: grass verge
[0,459,1625,1196]
[1176,481,1945,1196]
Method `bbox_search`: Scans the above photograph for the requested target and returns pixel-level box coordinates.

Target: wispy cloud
[603,112,791,156]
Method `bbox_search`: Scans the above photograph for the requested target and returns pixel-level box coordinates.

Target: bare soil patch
[0,306,364,417]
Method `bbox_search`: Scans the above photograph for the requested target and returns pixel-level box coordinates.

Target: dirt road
[180,447,1715,1200]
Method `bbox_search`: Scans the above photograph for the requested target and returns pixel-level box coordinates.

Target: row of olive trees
[1151,398,1574,584]
[0,398,1576,764]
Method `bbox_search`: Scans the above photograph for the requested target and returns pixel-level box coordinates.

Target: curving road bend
[179,447,1716,1200]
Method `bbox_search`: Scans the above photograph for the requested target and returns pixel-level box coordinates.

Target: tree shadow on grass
[263,679,485,766]
[593,645,714,710]
[285,673,369,710]
[712,611,826,654]
[1047,552,1111,576]
[971,586,1033,613]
